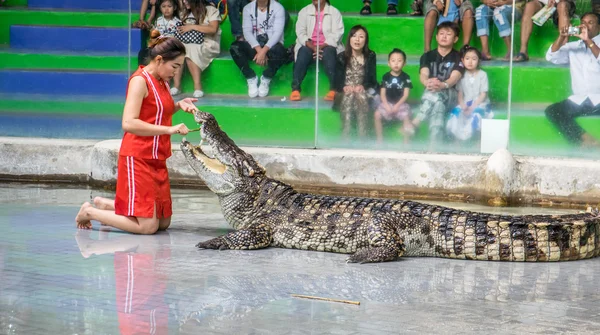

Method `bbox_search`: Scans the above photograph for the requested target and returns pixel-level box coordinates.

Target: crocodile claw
[196,237,230,250]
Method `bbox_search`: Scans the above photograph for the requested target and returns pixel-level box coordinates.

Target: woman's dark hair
[460,45,482,68]
[147,29,186,62]
[388,48,406,62]
[343,25,370,65]
[183,0,207,24]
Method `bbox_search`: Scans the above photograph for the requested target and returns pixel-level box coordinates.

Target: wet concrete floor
[1,184,599,334]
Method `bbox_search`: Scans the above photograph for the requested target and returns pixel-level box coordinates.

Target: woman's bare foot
[93,197,115,210]
[76,202,93,229]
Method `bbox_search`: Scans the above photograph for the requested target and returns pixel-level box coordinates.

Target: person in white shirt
[229,0,287,98]
[545,12,600,146]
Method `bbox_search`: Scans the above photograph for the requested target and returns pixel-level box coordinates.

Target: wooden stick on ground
[291,294,360,305]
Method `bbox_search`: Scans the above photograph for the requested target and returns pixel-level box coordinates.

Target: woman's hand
[169,123,190,135]
[354,85,365,93]
[177,25,194,34]
[343,85,353,94]
[177,98,199,113]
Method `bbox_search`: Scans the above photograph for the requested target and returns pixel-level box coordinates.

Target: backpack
[206,0,228,23]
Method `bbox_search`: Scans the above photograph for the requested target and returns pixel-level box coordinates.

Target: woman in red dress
[76,31,199,234]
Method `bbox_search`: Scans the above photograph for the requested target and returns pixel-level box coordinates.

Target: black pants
[545,98,600,144]
[292,45,337,92]
[229,40,287,79]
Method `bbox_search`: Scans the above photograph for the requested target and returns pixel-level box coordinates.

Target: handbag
[174,21,204,44]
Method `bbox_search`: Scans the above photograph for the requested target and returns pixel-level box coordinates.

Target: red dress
[115,66,176,219]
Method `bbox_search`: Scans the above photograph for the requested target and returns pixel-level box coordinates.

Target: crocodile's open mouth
[181,139,227,175]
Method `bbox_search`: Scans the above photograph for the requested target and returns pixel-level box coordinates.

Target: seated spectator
[446,46,493,142]
[229,0,291,42]
[291,0,344,102]
[138,0,182,66]
[514,0,576,62]
[475,0,525,61]
[171,0,222,98]
[545,13,600,147]
[333,25,378,140]
[374,48,414,144]
[133,0,158,30]
[424,0,474,52]
[360,0,400,15]
[230,0,287,98]
[413,21,465,149]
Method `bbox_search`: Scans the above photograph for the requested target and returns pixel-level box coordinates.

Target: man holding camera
[230,0,287,98]
[545,12,600,147]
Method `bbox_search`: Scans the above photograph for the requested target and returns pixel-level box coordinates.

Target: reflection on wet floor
[1,185,599,334]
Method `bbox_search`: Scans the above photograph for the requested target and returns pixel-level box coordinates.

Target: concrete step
[9,25,142,53]
[27,0,144,11]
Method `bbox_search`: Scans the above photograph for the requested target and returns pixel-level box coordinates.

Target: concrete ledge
[1,137,599,207]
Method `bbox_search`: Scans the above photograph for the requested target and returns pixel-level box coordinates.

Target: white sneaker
[170,87,180,95]
[258,76,271,97]
[247,77,258,98]
[193,90,204,98]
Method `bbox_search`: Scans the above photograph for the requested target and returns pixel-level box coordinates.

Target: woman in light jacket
[290,0,344,101]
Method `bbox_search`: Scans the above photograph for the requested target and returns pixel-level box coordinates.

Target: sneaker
[324,90,336,101]
[290,90,301,101]
[258,76,271,97]
[170,87,180,95]
[247,77,259,98]
[193,90,204,98]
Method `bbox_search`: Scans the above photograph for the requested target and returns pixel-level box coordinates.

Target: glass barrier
[507,0,599,159]
[0,0,132,140]
[166,0,317,148]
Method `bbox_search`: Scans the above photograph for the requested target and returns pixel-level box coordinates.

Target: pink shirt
[310,10,326,46]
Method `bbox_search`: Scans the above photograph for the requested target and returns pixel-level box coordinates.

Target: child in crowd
[374,48,413,144]
[334,25,378,140]
[171,0,222,98]
[413,21,465,149]
[138,0,182,66]
[446,45,493,142]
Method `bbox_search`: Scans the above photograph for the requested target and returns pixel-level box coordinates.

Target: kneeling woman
[75,32,199,234]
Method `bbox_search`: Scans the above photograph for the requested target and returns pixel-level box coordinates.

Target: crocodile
[180,111,600,263]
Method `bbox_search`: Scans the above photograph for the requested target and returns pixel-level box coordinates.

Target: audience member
[374,48,414,144]
[134,0,158,30]
[171,0,222,98]
[230,0,287,98]
[334,25,378,140]
[446,45,493,142]
[291,0,344,102]
[545,12,600,147]
[514,0,576,62]
[475,0,525,61]
[424,0,474,52]
[138,0,182,66]
[360,0,400,15]
[413,21,465,148]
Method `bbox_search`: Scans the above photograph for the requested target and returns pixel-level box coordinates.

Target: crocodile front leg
[196,223,272,250]
[347,216,405,263]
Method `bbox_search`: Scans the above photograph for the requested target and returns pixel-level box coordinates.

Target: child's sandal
[387,4,398,15]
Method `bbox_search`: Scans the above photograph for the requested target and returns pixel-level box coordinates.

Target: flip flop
[410,11,423,16]
[513,52,529,62]
[481,54,492,61]
[360,5,372,15]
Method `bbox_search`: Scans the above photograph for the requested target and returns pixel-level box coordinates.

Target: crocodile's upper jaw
[180,111,265,196]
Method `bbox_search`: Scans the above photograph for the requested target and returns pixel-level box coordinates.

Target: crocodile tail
[433,210,600,262]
